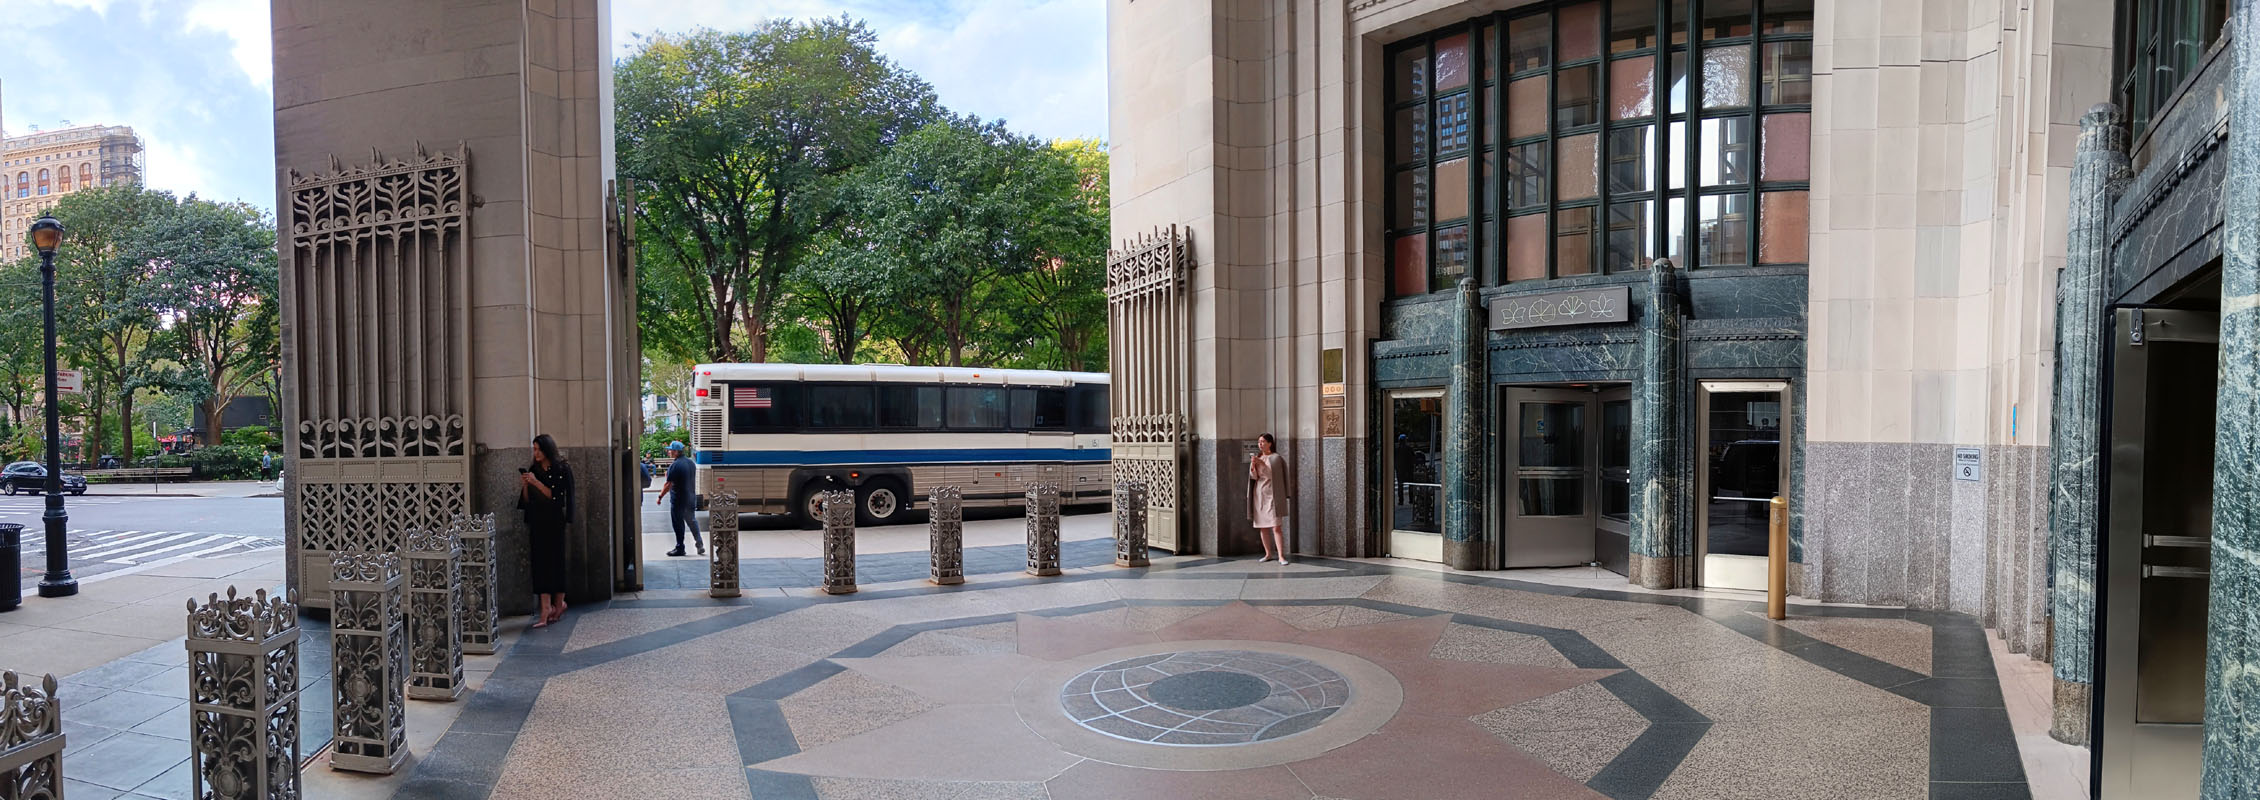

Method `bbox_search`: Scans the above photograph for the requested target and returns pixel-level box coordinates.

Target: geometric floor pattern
[384,557,2032,800]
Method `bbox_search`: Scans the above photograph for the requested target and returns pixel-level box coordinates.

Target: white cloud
[181,0,275,88]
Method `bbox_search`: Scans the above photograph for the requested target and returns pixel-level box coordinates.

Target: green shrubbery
[183,444,264,480]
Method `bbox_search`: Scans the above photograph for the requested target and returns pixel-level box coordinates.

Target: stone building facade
[0,123,145,261]
[1109,0,2255,794]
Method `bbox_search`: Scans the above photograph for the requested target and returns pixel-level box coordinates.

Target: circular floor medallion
[1061,650,1350,746]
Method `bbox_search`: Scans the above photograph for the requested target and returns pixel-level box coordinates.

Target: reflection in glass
[1437,93,1473,153]
[1759,190,1808,264]
[1557,2,1603,62]
[1510,77,1549,139]
[1435,224,1471,283]
[1761,0,1814,33]
[1508,213,1548,281]
[1607,201,1654,272]
[1557,207,1596,276]
[1697,193,1751,266]
[1761,41,1813,104]
[1668,50,1689,113]
[1702,46,1750,108]
[1665,195,1687,261]
[1702,0,1753,39]
[1602,399,1631,521]
[1507,143,1548,209]
[1395,106,1429,164]
[1390,396,1445,534]
[1667,120,1687,189]
[1555,65,1600,129]
[1508,13,1551,73]
[1393,233,1428,295]
[1396,45,1429,100]
[1435,32,1471,91]
[1699,116,1753,186]
[1557,133,1599,201]
[1482,22,1498,80]
[1761,113,1810,181]
[1610,58,1655,119]
[1521,479,1586,516]
[1480,218,1497,279]
[1483,150,1497,215]
[1610,0,1657,52]
[1435,158,1470,221]
[1704,391,1782,557]
[1482,90,1496,148]
[1607,126,1654,193]
[1392,169,1429,229]
[1519,403,1587,466]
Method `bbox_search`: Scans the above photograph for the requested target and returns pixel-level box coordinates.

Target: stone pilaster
[820,490,856,595]
[2203,4,2260,791]
[1631,259,1690,588]
[2047,103,2128,747]
[1443,278,1488,570]
[708,491,741,598]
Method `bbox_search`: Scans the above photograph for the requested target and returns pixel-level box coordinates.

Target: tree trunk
[205,398,226,447]
[120,391,136,464]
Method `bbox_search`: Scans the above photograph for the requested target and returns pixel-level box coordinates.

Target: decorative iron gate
[1106,226,1191,552]
[282,146,474,608]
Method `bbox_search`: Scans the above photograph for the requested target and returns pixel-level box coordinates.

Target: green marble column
[2203,2,2260,791]
[1444,278,1489,570]
[2046,103,2126,747]
[1631,259,1688,588]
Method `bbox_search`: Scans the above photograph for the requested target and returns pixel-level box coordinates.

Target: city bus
[687,363,1111,526]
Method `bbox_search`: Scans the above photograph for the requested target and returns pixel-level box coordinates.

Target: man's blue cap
[667,441,684,451]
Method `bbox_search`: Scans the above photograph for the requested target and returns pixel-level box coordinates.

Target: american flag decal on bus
[735,386,772,409]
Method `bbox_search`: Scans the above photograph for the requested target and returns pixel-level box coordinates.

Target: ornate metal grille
[929,486,964,585]
[405,527,463,701]
[708,491,741,598]
[1106,225,1192,552]
[1025,482,1063,576]
[282,145,475,608]
[186,587,302,800]
[0,671,63,800]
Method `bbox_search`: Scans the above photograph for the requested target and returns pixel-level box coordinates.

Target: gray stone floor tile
[66,690,181,731]
[64,658,173,691]
[61,778,124,800]
[125,697,189,740]
[69,731,188,792]
[128,758,194,800]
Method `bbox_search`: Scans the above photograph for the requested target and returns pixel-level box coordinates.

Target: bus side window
[947,386,1008,430]
[1035,388,1069,430]
[809,384,876,429]
[879,385,944,430]
[728,383,804,433]
[1009,388,1038,431]
[1071,386,1110,434]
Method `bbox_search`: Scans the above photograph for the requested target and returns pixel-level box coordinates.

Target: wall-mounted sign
[1953,447,1982,482]
[1487,285,1631,331]
[56,369,81,394]
[1320,347,1346,438]
[1320,407,1346,438]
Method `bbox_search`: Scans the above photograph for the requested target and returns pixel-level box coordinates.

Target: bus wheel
[797,489,831,528]
[856,479,907,527]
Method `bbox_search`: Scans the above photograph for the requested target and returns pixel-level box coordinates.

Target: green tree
[616,20,935,363]
[990,139,1109,371]
[133,198,281,445]
[0,258,48,428]
[48,184,181,463]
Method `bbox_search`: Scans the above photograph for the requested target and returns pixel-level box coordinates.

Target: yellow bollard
[1767,495,1788,620]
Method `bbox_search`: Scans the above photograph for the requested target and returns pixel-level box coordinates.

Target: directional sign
[56,369,81,394]
[1953,447,1981,482]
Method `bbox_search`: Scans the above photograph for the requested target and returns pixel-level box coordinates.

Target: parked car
[1,461,86,496]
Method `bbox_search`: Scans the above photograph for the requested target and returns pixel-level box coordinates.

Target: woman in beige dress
[1247,433,1295,563]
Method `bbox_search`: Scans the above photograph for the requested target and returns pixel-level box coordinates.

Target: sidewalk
[80,479,282,499]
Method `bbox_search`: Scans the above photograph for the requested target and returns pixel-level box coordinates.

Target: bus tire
[856,479,909,527]
[795,488,828,529]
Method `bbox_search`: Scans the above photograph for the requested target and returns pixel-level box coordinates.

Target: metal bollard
[821,489,856,595]
[0,671,63,799]
[929,486,964,585]
[458,513,500,655]
[1114,480,1150,568]
[186,586,302,800]
[329,551,407,774]
[1767,496,1789,620]
[1026,482,1062,577]
[709,490,741,598]
[0,522,21,612]
[405,527,463,701]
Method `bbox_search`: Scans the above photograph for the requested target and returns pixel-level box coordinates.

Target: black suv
[2,461,87,496]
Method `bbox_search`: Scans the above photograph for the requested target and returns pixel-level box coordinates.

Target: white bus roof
[693,363,1109,387]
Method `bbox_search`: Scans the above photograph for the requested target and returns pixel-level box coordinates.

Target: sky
[0,0,1106,215]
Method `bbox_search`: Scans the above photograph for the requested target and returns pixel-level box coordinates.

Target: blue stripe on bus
[696,448,1112,466]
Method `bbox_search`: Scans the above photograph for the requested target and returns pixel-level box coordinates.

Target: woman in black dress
[520,433,575,628]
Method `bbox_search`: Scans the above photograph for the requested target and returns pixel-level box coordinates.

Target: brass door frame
[1694,380,1790,590]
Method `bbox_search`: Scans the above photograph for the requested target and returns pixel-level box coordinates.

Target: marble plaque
[1486,285,1631,331]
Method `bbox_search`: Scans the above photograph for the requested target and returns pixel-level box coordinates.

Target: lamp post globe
[30,213,73,598]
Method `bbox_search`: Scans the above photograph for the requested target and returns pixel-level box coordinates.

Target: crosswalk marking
[111,534,231,564]
[75,531,202,561]
[16,529,280,581]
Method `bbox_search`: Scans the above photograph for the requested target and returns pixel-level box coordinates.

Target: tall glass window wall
[2116,0,2228,137]
[1387,0,1813,295]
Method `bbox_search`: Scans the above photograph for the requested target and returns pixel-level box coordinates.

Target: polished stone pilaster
[457,514,498,655]
[2047,103,2128,747]
[1442,278,1488,570]
[1115,480,1151,567]
[821,490,856,595]
[405,527,463,702]
[330,552,406,774]
[1631,259,1689,588]
[929,487,964,585]
[708,491,741,598]
[1026,483,1063,576]
[0,671,63,798]
[186,586,302,800]
[2203,4,2260,790]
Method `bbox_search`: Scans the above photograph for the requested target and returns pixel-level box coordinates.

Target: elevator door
[2098,307,2218,800]
[1504,388,1596,567]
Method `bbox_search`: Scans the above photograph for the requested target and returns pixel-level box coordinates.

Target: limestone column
[2203,3,2260,790]
[2046,104,2127,747]
[1631,259,1688,588]
[1443,278,1488,570]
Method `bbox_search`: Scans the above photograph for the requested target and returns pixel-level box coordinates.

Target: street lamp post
[30,214,73,598]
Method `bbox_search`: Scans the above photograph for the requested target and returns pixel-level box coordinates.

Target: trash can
[0,522,22,612]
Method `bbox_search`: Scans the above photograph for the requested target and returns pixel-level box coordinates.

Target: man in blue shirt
[655,441,704,557]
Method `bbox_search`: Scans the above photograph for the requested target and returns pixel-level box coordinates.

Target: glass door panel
[1595,392,1632,575]
[1388,392,1446,562]
[1503,389,1597,567]
[1699,384,1785,590]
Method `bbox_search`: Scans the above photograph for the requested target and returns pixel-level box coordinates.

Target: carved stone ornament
[708,490,741,598]
[1114,480,1151,568]
[457,513,500,655]
[821,489,857,595]
[186,586,303,800]
[0,671,64,800]
[405,527,463,701]
[929,486,965,585]
[329,551,406,774]
[1026,482,1063,577]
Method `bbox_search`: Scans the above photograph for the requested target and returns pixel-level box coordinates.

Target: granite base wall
[482,445,623,616]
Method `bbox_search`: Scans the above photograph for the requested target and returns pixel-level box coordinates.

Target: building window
[78,163,91,188]
[57,166,71,192]
[36,169,48,196]
[2119,0,2230,136]
[15,173,26,199]
[1386,0,1812,295]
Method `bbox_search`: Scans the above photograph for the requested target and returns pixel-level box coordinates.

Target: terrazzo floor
[328,556,2036,800]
